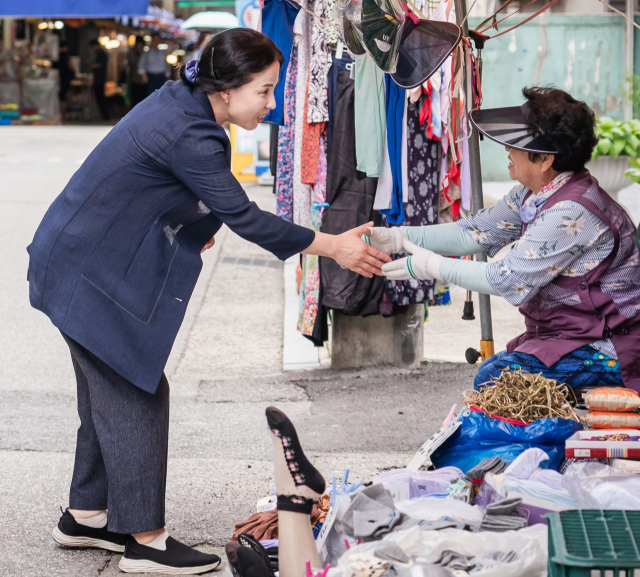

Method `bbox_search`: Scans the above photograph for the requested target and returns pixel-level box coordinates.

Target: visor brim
[390,20,462,89]
[471,107,560,154]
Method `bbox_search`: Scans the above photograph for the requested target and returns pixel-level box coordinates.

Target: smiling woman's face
[226,61,280,131]
[505,146,557,191]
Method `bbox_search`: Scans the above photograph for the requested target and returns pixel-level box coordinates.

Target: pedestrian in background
[54,41,73,121]
[138,32,171,95]
[89,39,109,120]
[127,36,148,108]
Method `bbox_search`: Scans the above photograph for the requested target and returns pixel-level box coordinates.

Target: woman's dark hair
[179,28,284,93]
[523,86,597,172]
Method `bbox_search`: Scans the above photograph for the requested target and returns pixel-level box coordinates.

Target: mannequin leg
[266,407,325,577]
[277,510,320,577]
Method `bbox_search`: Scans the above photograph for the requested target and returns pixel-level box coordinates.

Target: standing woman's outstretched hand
[303,221,392,278]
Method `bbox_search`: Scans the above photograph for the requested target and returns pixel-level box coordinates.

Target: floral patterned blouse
[457,174,618,358]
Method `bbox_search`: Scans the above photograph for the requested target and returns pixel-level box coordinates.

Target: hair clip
[210,47,216,79]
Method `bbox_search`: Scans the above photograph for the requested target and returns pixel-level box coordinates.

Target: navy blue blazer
[28,80,315,393]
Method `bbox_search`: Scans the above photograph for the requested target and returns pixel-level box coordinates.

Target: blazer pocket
[84,221,179,324]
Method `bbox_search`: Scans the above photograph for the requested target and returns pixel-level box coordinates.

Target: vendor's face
[226,62,279,131]
[506,147,534,183]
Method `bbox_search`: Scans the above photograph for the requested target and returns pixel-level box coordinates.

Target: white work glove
[381,239,444,281]
[362,227,404,255]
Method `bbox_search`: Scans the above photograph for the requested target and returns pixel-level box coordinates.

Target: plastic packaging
[504,448,565,490]
[430,411,582,473]
[561,461,640,509]
[376,467,464,499]
[584,387,640,412]
[335,524,549,577]
[584,411,640,429]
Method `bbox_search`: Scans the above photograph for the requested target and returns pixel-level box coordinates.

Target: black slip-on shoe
[52,508,128,553]
[119,536,221,575]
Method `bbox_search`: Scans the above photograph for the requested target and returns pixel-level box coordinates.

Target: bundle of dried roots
[464,368,581,423]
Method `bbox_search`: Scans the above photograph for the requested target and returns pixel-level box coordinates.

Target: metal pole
[624,0,634,121]
[454,0,495,362]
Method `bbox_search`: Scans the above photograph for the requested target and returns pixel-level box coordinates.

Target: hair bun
[184,60,199,84]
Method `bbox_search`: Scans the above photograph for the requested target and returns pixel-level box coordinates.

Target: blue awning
[0,0,150,18]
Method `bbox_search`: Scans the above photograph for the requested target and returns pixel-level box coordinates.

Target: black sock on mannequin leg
[265,407,325,514]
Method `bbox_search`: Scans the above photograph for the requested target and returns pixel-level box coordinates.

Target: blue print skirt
[474,344,623,389]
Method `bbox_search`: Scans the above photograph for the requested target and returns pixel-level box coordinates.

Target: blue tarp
[431,411,583,473]
[0,0,149,17]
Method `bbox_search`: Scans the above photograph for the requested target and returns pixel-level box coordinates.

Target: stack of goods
[583,387,640,429]
[0,103,19,125]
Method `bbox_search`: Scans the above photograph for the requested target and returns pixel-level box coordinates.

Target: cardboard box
[565,429,640,460]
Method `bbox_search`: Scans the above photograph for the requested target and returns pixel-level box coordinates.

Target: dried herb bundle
[464,368,581,423]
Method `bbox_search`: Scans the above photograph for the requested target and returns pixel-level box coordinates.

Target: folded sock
[143,530,170,551]
[485,497,522,517]
[373,542,410,564]
[74,511,108,529]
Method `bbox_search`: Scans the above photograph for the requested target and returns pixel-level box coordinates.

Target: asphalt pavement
[0,127,475,577]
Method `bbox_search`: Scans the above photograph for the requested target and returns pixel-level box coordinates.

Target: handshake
[364,227,443,281]
[308,222,442,281]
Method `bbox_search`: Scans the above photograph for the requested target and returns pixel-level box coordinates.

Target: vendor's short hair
[523,86,597,173]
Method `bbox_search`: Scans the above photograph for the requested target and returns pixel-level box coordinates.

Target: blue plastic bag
[431,411,582,473]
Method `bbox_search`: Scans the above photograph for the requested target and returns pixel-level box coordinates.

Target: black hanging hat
[344,0,462,89]
[390,16,462,89]
[470,103,560,154]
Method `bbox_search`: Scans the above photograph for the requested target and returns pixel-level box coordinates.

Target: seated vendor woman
[370,86,640,392]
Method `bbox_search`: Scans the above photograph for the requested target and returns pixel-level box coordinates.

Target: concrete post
[331,305,424,370]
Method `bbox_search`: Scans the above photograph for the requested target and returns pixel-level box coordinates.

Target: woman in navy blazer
[28,29,389,574]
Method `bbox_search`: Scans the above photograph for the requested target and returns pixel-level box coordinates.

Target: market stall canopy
[181,11,239,31]
[0,0,150,17]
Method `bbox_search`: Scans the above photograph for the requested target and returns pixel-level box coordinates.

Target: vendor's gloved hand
[381,239,443,281]
[362,227,404,255]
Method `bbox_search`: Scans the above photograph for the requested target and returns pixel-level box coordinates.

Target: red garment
[419,81,439,141]
[301,71,325,185]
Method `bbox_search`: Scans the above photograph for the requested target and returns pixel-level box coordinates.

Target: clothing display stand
[455,0,495,363]
[331,305,424,370]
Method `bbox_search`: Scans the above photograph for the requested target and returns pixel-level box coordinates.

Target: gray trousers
[62,332,170,534]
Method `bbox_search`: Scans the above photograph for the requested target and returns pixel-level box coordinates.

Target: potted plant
[587,117,640,202]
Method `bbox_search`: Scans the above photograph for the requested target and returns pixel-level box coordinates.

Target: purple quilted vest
[508,169,640,392]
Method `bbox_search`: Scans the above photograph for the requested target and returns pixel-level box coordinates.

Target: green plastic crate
[546,510,640,577]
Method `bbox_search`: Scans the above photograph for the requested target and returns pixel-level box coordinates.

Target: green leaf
[598,139,612,155]
[625,167,640,183]
[629,157,640,169]
[611,139,626,157]
[625,143,637,157]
